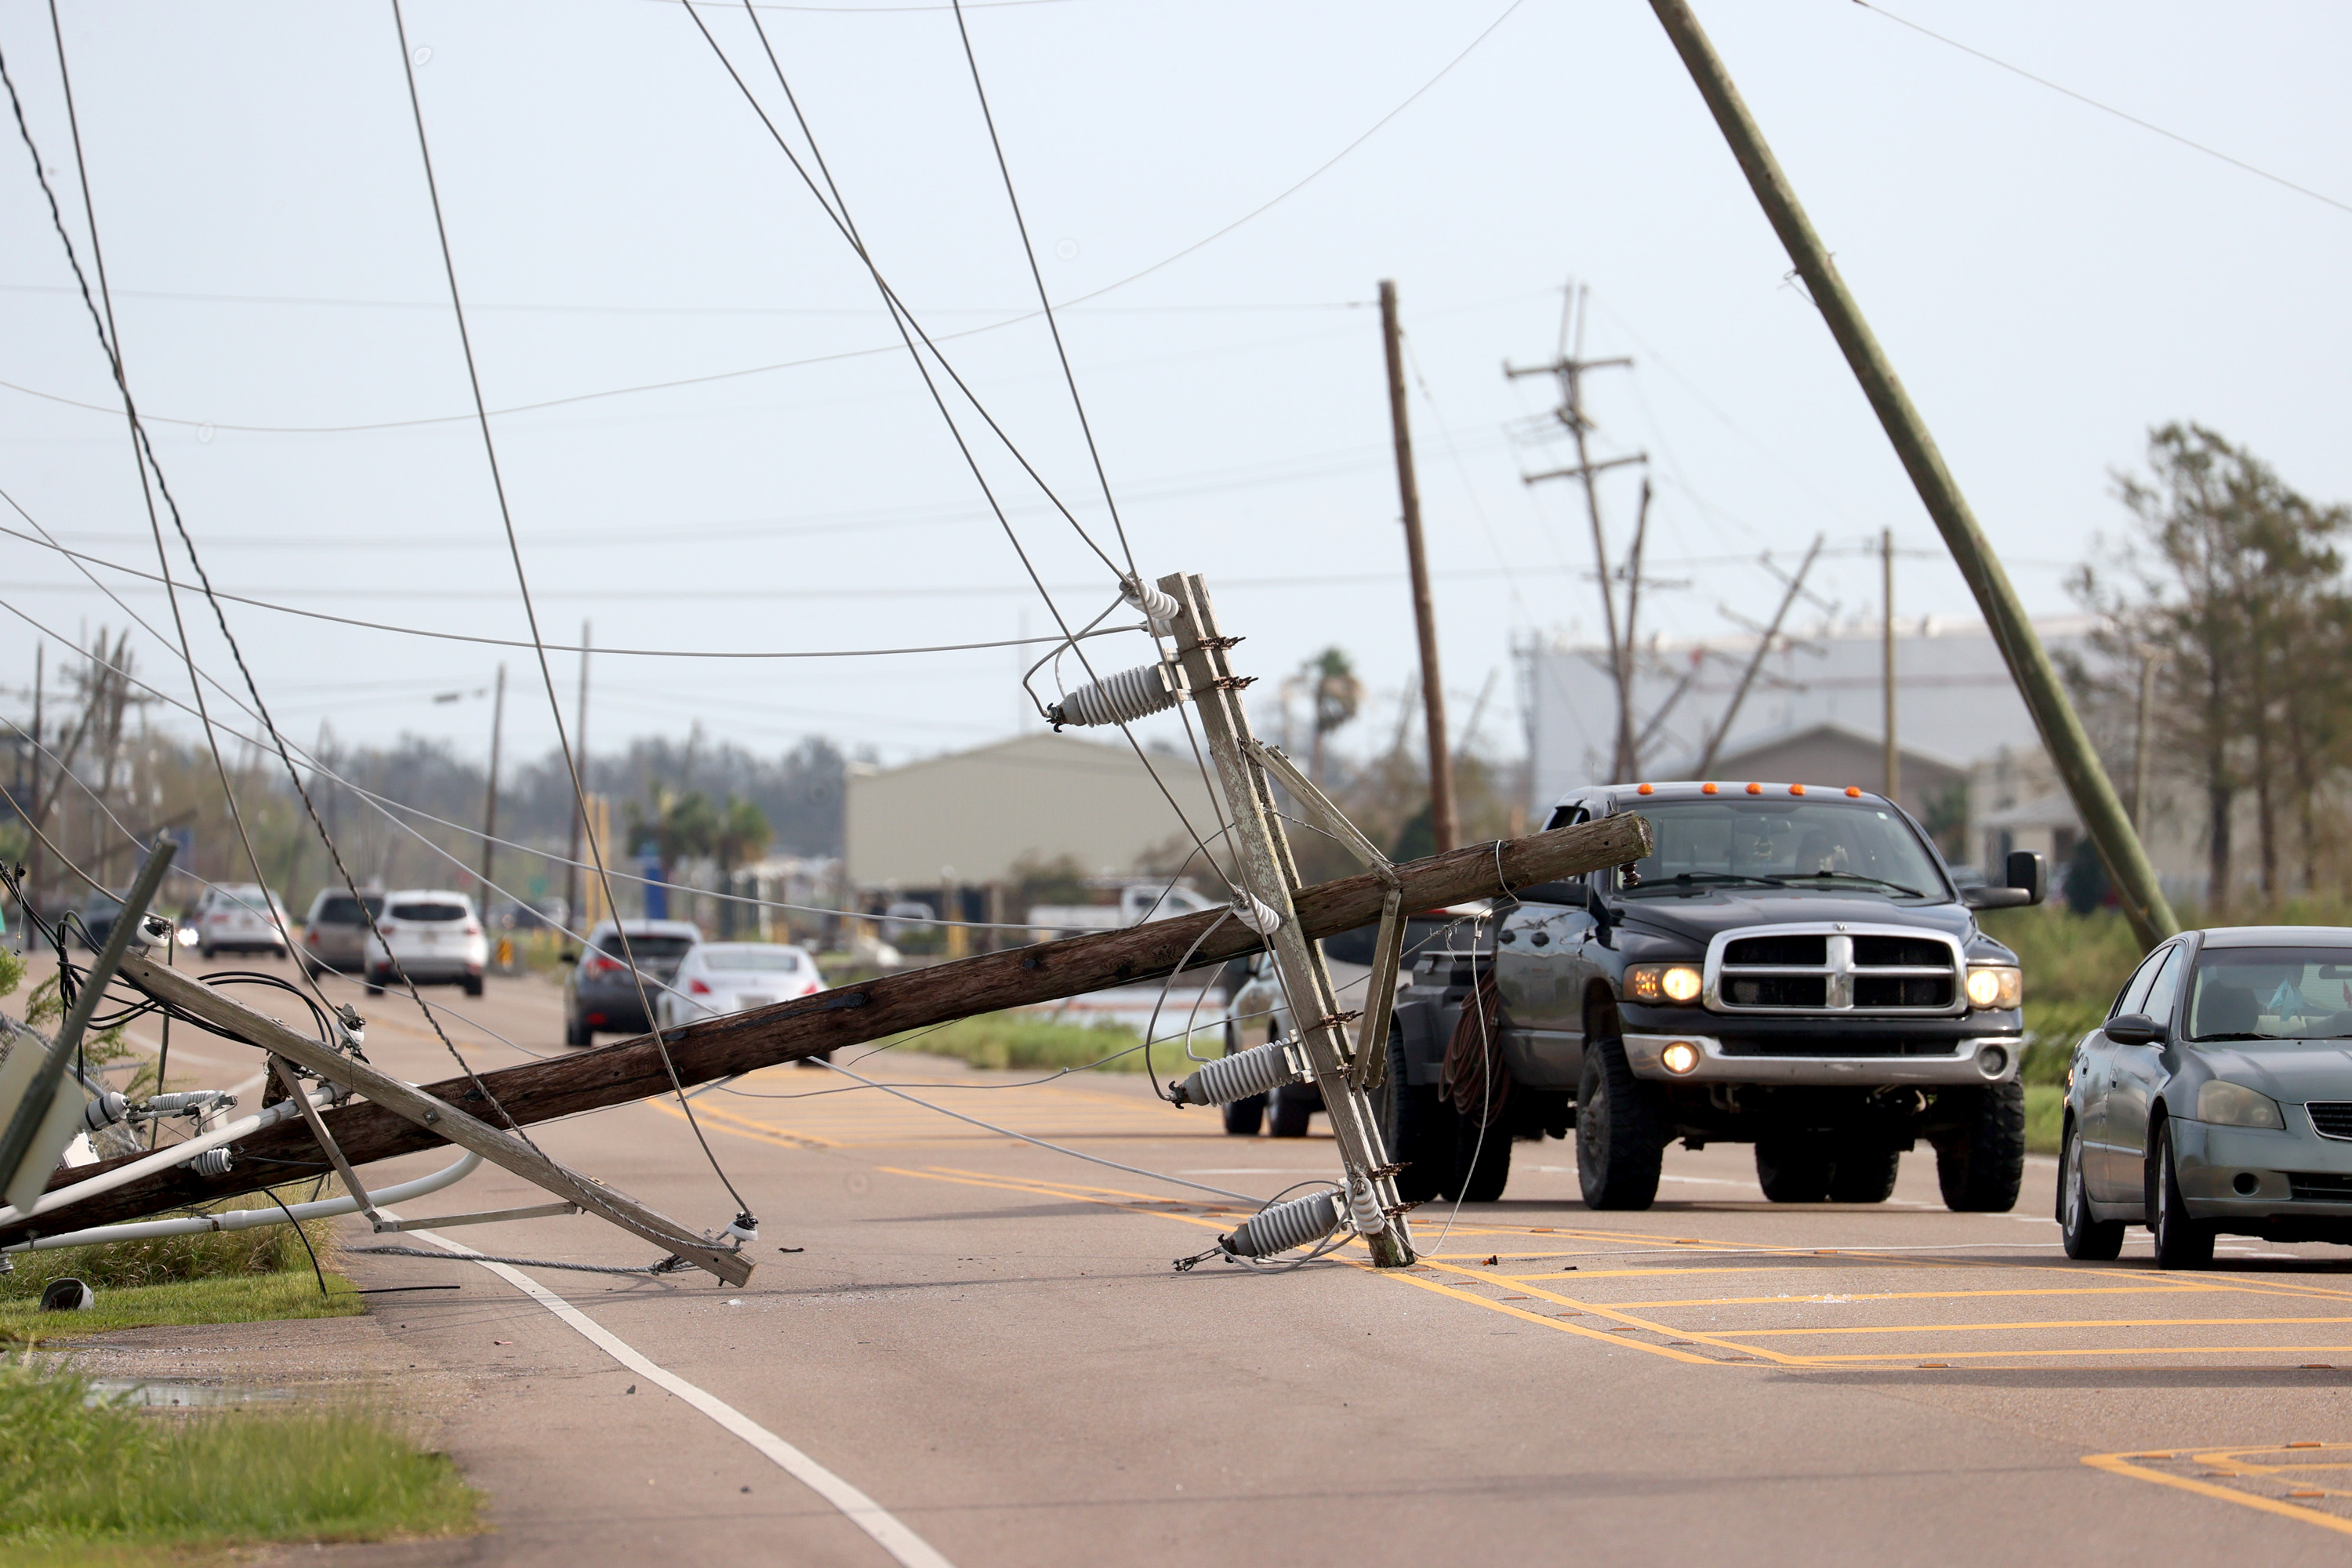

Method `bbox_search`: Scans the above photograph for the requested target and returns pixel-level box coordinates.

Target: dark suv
[1386,780,2042,1211]
[561,919,700,1047]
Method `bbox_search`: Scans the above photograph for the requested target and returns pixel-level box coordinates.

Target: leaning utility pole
[1510,297,1646,781]
[1377,280,1458,851]
[478,662,506,920]
[1648,0,2176,949]
[563,622,590,927]
[1882,529,1900,802]
[1695,535,1822,777]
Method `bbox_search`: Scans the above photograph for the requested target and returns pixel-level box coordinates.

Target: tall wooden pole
[1378,281,1458,851]
[478,662,506,920]
[562,622,590,928]
[1648,0,2176,949]
[1882,529,1900,803]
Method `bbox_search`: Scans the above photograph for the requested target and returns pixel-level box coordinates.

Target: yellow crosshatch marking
[2087,1446,2352,1538]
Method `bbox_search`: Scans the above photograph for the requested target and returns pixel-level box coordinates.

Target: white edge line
[390,1218,955,1568]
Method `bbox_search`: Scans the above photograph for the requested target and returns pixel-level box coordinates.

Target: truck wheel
[1386,1025,1456,1203]
[1222,1094,1266,1136]
[1755,1141,1833,1203]
[1828,1144,1900,1203]
[1934,1081,2025,1212]
[2147,1118,2215,1269]
[564,1018,592,1048]
[2059,1117,2125,1260]
[1576,1020,1662,1211]
[1452,1114,1512,1202]
[1268,1083,1315,1138]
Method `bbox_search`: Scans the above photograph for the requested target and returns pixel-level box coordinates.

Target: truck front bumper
[1621,1031,2022,1087]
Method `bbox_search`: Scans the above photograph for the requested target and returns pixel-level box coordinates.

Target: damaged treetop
[9,812,1650,1244]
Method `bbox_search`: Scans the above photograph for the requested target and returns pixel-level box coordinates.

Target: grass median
[0,1363,477,1560]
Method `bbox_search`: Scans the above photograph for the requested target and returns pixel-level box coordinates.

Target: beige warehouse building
[844,733,1220,892]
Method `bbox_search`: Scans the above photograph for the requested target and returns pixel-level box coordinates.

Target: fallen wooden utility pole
[10,814,1650,1243]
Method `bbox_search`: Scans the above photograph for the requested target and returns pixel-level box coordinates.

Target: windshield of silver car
[1617,799,1947,900]
[2187,947,2352,1040]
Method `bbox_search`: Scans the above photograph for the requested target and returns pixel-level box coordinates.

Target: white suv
[365,889,489,997]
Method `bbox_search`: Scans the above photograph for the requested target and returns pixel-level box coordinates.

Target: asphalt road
[67,952,2352,1565]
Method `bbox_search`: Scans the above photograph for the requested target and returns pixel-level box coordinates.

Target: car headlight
[2196,1080,2285,1130]
[1965,965,2023,1010]
[1627,964,1703,1004]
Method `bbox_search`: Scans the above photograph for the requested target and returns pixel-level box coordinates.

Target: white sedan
[654,942,825,1031]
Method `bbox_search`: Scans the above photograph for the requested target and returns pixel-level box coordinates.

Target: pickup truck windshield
[2187,947,2352,1040]
[1620,799,1947,902]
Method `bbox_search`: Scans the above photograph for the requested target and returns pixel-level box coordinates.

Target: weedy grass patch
[0,1363,477,1558]
[877,1011,1169,1073]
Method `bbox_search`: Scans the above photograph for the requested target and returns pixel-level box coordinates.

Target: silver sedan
[2060,924,2352,1267]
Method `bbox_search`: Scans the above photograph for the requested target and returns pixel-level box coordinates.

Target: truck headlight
[1628,964,1703,1004]
[1965,965,2022,1010]
[2196,1080,2285,1130]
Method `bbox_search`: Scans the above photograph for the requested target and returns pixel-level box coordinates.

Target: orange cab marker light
[1636,782,1654,796]
[1846,786,1863,797]
[1745,782,1762,795]
[1701,782,1718,795]
[1789,783,1806,796]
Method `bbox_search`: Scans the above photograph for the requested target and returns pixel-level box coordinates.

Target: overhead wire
[11,16,546,1157]
[388,0,749,1218]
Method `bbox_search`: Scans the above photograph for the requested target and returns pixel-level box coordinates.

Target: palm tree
[1305,647,1362,786]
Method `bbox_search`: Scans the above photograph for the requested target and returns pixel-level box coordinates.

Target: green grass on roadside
[2024,1083,2063,1157]
[0,1188,361,1344]
[879,1011,1180,1073]
[0,1363,477,1558]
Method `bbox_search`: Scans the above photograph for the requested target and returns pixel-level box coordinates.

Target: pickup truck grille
[2307,1103,2352,1141]
[1706,924,1964,1016]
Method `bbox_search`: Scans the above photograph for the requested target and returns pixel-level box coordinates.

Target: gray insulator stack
[1223,1190,1341,1259]
[1047,661,1183,730]
[1123,577,1181,637]
[1169,1040,1302,1108]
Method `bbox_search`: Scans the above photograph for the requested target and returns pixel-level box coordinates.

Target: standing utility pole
[1377,280,1458,851]
[479,662,506,920]
[1510,296,1646,781]
[1882,529,1900,803]
[563,622,590,927]
[1647,0,2176,949]
[24,645,40,916]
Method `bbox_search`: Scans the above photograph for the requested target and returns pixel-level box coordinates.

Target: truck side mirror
[2006,849,2047,906]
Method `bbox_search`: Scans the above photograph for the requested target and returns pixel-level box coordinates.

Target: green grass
[2024,1083,2063,1157]
[0,1189,363,1344]
[0,1363,477,1557]
[881,1011,1171,1073]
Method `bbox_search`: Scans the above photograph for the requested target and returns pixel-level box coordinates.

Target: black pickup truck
[1384,779,2045,1211]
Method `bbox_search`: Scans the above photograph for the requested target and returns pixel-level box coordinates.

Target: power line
[1852,1,2352,221]
[390,0,748,1218]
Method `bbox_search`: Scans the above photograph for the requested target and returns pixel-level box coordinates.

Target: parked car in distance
[299,887,383,975]
[73,888,128,951]
[2061,924,2352,1268]
[364,890,488,996]
[654,942,825,1033]
[191,884,294,959]
[561,919,702,1047]
[880,901,936,941]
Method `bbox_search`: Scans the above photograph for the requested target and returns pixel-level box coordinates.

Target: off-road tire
[1576,1012,1662,1211]
[1386,1025,1456,1203]
[1828,1143,1901,1203]
[1935,1081,2025,1212]
[2059,1117,2125,1260]
[2147,1118,2215,1269]
[1268,1082,1315,1138]
[1755,1140,1834,1202]
[1451,1112,1512,1203]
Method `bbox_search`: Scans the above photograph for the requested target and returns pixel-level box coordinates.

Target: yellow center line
[1595,1285,2227,1308]
[1343,1261,1723,1364]
[2086,1450,2352,1538]
[1780,1343,2352,1363]
[1719,1315,2352,1338]
[1410,1258,1815,1365]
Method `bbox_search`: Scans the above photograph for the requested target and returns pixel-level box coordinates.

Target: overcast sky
[3,0,2346,786]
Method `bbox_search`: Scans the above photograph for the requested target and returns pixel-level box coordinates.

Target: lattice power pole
[1159,574,1416,1268]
